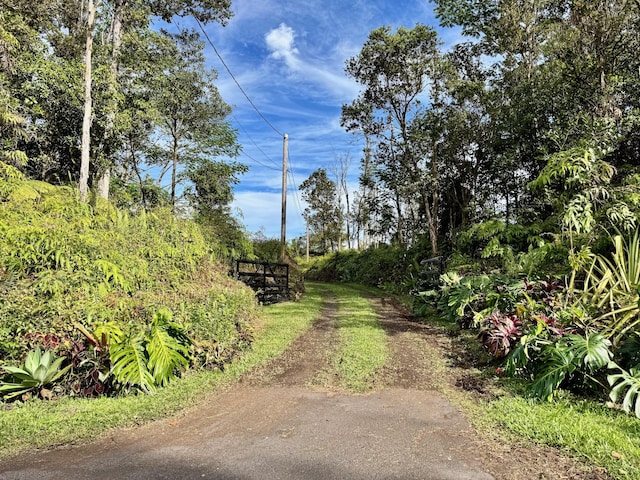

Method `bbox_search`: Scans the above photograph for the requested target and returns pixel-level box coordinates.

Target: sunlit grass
[319,283,387,392]
[0,286,324,460]
[484,394,640,480]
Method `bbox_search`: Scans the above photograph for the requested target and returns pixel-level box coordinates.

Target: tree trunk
[171,129,178,210]
[97,0,127,200]
[79,0,96,202]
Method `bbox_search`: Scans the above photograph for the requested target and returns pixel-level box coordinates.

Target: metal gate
[232,259,289,304]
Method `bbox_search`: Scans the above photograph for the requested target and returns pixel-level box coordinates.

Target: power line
[286,155,306,221]
[240,149,279,171]
[194,17,284,138]
[230,112,280,169]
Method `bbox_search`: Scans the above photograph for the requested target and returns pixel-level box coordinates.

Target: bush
[0,163,260,399]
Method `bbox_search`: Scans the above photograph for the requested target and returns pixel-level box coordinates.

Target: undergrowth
[0,163,258,396]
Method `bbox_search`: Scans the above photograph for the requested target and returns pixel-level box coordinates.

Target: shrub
[0,163,260,400]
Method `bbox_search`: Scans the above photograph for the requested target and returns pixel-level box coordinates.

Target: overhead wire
[194,17,284,138]
[230,112,280,170]
[286,154,307,223]
[169,18,283,173]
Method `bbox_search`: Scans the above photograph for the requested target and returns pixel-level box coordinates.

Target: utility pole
[280,133,288,260]
[306,222,310,262]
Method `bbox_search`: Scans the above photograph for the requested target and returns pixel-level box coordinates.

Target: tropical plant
[479,312,522,358]
[0,347,71,400]
[581,229,640,344]
[526,333,613,401]
[110,309,191,394]
[608,364,640,418]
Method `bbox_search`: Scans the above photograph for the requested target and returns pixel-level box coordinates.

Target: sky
[175,0,463,241]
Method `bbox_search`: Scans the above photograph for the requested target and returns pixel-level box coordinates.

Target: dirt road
[0,291,607,480]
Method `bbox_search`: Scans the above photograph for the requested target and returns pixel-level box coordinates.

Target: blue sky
[180,0,463,240]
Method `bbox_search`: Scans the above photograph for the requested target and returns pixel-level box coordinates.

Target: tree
[184,159,249,255]
[95,0,235,200]
[0,10,28,168]
[299,168,342,254]
[332,151,352,249]
[185,160,247,218]
[149,29,239,209]
[79,0,96,201]
[342,24,445,253]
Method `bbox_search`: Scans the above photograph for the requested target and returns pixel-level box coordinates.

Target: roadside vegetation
[305,241,640,479]
[0,281,323,459]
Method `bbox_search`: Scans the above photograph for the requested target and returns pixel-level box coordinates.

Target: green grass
[320,283,387,392]
[0,286,324,460]
[484,394,640,479]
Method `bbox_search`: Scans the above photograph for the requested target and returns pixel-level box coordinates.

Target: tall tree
[95,0,235,200]
[342,24,444,253]
[149,29,238,209]
[299,168,342,254]
[332,151,352,249]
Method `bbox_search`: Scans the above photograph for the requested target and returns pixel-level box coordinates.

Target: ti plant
[0,347,71,400]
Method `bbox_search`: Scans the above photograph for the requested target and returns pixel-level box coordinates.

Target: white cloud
[263,23,360,102]
[265,23,300,65]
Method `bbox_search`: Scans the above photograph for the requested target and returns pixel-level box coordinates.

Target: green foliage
[582,229,640,344]
[527,344,578,401]
[0,169,260,398]
[526,333,612,401]
[0,348,71,400]
[111,334,155,394]
[304,245,415,294]
[608,365,640,418]
[456,219,568,277]
[146,310,190,387]
[106,311,195,395]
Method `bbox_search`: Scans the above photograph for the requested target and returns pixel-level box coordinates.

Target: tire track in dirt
[240,294,341,389]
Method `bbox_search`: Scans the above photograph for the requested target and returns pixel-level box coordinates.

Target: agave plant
[0,347,71,400]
